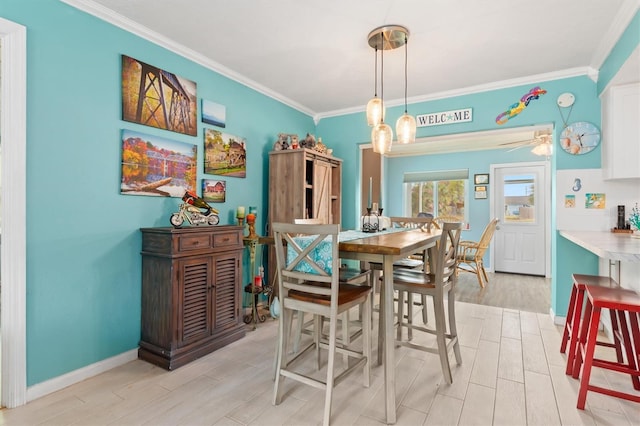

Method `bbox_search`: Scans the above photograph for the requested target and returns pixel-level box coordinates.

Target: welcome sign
[416,108,472,127]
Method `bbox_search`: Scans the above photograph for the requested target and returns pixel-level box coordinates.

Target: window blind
[403,169,469,183]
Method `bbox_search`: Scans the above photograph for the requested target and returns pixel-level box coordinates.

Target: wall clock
[560,121,601,155]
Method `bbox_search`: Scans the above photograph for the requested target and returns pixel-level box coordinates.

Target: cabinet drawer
[213,232,240,248]
[178,234,212,252]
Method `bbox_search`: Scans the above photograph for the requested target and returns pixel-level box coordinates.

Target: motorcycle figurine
[170,190,220,227]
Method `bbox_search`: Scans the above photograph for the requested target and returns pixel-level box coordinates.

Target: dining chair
[368,216,434,329]
[391,221,463,384]
[291,218,371,358]
[456,218,499,288]
[272,222,371,426]
[432,215,462,229]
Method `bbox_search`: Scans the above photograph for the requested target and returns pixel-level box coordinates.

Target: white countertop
[559,230,640,262]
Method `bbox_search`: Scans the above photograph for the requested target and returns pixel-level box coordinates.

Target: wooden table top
[337,228,441,256]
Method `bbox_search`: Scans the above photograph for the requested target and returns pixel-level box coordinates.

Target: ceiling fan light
[532,142,553,156]
[372,122,393,154]
[396,113,416,144]
[366,97,385,127]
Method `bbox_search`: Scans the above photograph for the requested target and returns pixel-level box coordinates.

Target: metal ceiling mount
[367,25,409,50]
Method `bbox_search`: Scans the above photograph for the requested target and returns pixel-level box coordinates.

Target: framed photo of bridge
[120,129,197,197]
[203,128,247,178]
[121,55,198,136]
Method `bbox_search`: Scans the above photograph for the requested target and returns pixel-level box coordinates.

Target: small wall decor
[474,174,489,185]
[474,186,487,199]
[121,55,197,136]
[204,128,246,178]
[202,179,226,202]
[564,195,575,208]
[495,86,547,125]
[201,99,226,128]
[120,129,197,197]
[585,193,606,209]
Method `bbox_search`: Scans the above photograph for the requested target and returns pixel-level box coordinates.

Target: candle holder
[362,207,379,233]
[246,213,258,239]
[237,216,245,228]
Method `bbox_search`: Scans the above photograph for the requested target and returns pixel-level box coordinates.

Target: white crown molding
[590,0,640,69]
[61,0,316,118]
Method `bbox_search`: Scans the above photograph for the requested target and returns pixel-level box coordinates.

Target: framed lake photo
[203,128,246,178]
[120,129,197,197]
[121,55,198,136]
[201,99,226,128]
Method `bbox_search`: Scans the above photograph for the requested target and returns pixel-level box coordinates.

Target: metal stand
[243,236,270,329]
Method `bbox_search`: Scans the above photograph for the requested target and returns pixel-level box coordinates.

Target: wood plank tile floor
[2,277,638,425]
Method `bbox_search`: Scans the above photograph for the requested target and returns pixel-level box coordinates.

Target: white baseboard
[26,349,138,402]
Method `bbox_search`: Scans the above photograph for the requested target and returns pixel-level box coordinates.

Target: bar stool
[561,274,619,375]
[571,284,640,409]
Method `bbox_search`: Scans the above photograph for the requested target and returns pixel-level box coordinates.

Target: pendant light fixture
[367,25,413,154]
[366,46,384,127]
[395,33,416,144]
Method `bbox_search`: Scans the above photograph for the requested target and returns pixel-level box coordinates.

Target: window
[503,174,535,223]
[404,169,468,220]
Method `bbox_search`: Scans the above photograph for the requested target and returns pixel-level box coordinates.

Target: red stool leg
[568,285,589,376]
[620,310,640,390]
[572,297,593,380]
[561,282,579,354]
[576,300,601,409]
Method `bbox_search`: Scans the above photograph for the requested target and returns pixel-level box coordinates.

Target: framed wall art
[474,173,489,185]
[201,99,226,128]
[121,55,198,136]
[203,128,246,178]
[202,179,226,202]
[120,129,197,197]
[474,186,487,199]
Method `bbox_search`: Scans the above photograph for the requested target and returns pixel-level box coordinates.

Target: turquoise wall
[1,0,314,385]
[1,0,637,388]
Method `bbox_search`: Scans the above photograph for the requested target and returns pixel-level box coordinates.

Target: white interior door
[491,163,548,276]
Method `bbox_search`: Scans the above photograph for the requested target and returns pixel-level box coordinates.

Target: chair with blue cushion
[272,222,372,426]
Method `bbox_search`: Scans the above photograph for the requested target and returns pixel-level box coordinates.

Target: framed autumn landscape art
[203,128,246,178]
[121,55,198,136]
[120,129,197,197]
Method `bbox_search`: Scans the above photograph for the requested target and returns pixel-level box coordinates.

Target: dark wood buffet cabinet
[139,225,245,370]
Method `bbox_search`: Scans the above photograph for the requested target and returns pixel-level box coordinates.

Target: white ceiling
[64,0,637,120]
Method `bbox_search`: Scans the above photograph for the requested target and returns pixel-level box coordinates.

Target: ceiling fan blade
[499,138,535,146]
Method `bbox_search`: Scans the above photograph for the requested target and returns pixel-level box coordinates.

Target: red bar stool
[571,285,640,409]
[562,274,619,375]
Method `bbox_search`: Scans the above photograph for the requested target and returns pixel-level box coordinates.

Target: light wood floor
[2,285,638,425]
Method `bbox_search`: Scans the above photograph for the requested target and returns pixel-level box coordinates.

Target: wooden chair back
[293,218,325,225]
[433,215,463,229]
[475,218,499,257]
[389,216,434,232]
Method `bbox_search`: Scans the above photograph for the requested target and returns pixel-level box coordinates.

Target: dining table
[338,227,442,424]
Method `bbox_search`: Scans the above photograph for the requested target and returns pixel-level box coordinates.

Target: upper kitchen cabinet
[602,82,640,180]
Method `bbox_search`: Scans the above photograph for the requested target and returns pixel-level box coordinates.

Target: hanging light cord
[380,43,384,124]
[403,35,408,114]
[373,46,378,97]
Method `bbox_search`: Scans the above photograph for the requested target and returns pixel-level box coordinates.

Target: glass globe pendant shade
[372,122,393,154]
[396,113,416,144]
[366,97,385,127]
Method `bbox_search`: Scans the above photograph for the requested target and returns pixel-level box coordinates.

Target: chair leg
[565,286,586,374]
[576,304,602,409]
[363,293,372,387]
[315,315,322,370]
[293,310,304,353]
[407,292,414,340]
[421,294,428,324]
[397,289,405,342]
[560,283,579,354]
[448,288,462,365]
[342,311,350,365]
[273,304,292,405]
[433,292,453,384]
[323,311,338,426]
[480,261,489,284]
[377,280,385,366]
